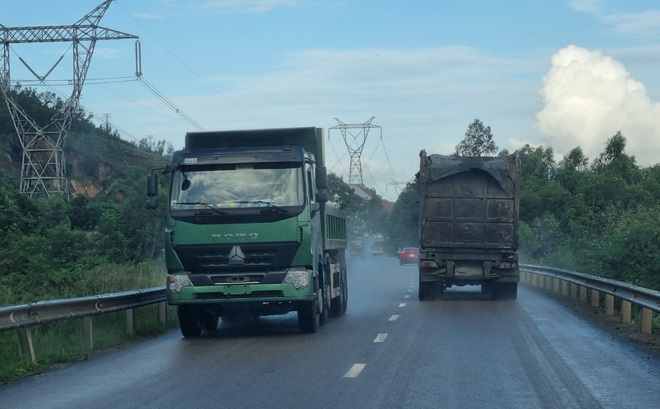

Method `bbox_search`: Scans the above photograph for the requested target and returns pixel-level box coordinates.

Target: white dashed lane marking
[374,333,388,343]
[389,315,400,321]
[344,364,366,378]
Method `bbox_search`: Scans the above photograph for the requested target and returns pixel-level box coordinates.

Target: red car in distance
[399,247,419,265]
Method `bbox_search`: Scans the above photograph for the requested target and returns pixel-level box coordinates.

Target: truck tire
[177,305,203,338]
[319,263,329,326]
[330,267,348,317]
[298,300,319,333]
[299,276,322,333]
[201,312,219,332]
[419,281,432,301]
[496,283,518,300]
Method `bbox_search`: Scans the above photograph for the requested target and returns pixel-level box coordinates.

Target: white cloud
[568,0,605,15]
[569,1,660,36]
[536,45,660,165]
[602,10,660,36]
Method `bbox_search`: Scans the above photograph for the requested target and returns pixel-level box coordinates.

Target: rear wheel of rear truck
[419,281,444,301]
[496,283,518,300]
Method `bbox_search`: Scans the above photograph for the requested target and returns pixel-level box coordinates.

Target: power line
[137,75,205,132]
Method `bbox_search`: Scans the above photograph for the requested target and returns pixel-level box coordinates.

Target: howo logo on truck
[227,246,245,265]
[211,233,259,240]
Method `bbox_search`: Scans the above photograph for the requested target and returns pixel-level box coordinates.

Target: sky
[3,0,660,201]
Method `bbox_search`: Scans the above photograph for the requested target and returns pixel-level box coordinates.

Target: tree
[455,119,498,156]
[385,182,419,253]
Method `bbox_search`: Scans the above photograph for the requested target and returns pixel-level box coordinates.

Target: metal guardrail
[520,264,659,334]
[0,287,167,362]
[0,287,166,331]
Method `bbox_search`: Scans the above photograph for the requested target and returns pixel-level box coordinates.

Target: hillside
[0,90,168,196]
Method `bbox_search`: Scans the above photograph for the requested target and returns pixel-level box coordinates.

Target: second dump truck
[147,127,348,336]
[416,151,521,300]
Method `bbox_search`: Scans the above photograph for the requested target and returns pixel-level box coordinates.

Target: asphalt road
[1,254,659,409]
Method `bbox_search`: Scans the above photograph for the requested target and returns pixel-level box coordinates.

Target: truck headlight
[168,274,193,293]
[284,270,310,290]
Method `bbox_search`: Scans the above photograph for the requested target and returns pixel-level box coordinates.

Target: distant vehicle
[399,247,419,265]
[351,239,364,256]
[371,241,384,256]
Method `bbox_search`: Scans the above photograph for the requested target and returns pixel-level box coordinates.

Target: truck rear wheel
[419,281,444,301]
[177,305,203,338]
[496,283,518,300]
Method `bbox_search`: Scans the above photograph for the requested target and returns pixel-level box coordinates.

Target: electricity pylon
[329,117,382,186]
[0,0,138,198]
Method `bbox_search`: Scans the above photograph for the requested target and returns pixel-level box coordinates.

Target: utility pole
[329,117,382,187]
[0,0,138,198]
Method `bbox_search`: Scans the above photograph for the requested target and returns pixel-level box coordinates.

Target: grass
[0,259,179,384]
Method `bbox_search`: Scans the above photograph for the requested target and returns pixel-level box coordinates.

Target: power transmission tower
[386,179,413,197]
[329,117,382,187]
[0,0,138,198]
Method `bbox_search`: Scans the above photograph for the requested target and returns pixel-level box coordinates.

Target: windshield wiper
[173,202,226,215]
[232,200,289,213]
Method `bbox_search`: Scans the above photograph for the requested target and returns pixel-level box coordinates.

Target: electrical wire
[137,75,205,131]
[114,0,261,125]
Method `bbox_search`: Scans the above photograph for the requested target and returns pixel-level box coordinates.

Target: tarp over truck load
[418,152,520,251]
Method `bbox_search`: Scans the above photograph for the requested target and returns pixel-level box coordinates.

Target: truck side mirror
[316,190,328,203]
[147,174,158,197]
[316,166,328,190]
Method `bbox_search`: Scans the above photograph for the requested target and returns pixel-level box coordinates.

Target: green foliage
[455,119,498,156]
[385,182,419,253]
[383,129,659,290]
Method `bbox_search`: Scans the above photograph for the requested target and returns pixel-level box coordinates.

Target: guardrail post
[570,283,577,300]
[579,286,587,302]
[561,281,568,297]
[17,328,37,362]
[591,290,600,308]
[641,308,653,335]
[158,302,167,325]
[605,294,614,315]
[82,316,94,350]
[553,278,560,293]
[126,309,135,336]
[621,301,631,324]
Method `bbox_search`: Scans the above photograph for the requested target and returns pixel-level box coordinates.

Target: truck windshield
[170,164,304,210]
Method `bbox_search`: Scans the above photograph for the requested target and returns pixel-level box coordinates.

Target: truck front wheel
[177,305,203,338]
[298,300,319,333]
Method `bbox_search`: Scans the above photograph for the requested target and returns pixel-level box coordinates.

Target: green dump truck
[416,151,521,300]
[147,127,348,336]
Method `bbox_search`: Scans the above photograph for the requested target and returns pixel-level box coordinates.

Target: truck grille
[175,242,300,273]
